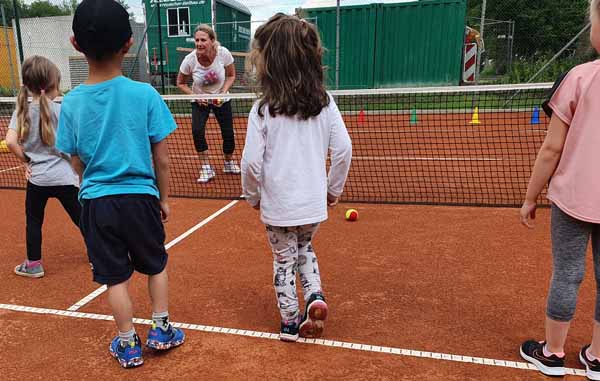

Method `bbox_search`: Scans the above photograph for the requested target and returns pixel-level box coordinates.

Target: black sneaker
[580,345,600,380]
[280,317,299,342]
[519,340,565,377]
[299,292,328,339]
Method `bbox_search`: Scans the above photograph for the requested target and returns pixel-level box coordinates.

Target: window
[167,7,190,37]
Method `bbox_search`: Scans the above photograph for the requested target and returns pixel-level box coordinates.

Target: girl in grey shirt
[5,56,80,278]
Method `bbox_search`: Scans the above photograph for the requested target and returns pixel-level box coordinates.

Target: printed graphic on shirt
[203,70,219,86]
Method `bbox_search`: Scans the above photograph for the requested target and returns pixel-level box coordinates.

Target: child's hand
[197,98,209,106]
[253,201,260,210]
[327,193,338,207]
[160,201,170,222]
[520,199,537,228]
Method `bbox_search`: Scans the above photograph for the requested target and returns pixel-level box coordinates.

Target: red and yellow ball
[345,208,358,221]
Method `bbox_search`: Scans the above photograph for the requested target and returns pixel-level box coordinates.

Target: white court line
[0,164,24,174]
[66,200,239,311]
[0,303,586,377]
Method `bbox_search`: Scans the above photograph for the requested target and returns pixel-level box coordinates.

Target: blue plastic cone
[531,106,541,125]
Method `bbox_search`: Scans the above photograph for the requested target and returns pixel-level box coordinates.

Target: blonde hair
[194,24,220,48]
[16,56,61,146]
[249,13,329,119]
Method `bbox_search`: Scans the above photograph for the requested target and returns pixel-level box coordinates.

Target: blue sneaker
[146,323,185,350]
[280,316,300,342]
[299,292,328,339]
[109,334,143,368]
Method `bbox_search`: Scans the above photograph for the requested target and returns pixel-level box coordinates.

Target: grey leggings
[546,205,600,322]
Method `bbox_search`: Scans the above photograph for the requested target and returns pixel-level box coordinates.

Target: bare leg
[589,321,600,357]
[198,151,210,167]
[148,268,169,313]
[107,280,134,332]
[545,317,570,353]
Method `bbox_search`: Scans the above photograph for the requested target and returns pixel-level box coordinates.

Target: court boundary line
[0,302,586,377]
[0,165,24,174]
[66,200,240,312]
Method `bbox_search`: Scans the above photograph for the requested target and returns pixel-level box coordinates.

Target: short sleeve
[547,70,581,125]
[541,71,568,118]
[179,52,193,75]
[220,47,234,67]
[148,88,177,143]
[55,100,77,154]
[8,110,17,131]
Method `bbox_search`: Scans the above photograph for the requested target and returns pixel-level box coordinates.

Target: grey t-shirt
[9,101,79,187]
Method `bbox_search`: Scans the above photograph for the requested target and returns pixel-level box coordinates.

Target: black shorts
[80,194,168,285]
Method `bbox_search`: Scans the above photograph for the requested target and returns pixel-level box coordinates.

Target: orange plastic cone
[358,110,365,124]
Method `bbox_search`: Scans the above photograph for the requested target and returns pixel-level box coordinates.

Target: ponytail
[38,89,55,146]
[16,86,30,143]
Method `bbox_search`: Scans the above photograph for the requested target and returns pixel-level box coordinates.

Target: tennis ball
[345,208,358,221]
[0,140,8,153]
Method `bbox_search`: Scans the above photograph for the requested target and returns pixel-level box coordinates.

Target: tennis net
[0,83,553,207]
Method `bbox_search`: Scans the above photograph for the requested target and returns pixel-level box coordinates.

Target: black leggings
[191,101,235,155]
[26,182,81,261]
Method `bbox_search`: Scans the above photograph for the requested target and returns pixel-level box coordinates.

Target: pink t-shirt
[547,60,600,223]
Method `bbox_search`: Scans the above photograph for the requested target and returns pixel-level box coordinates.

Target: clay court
[1,91,595,379]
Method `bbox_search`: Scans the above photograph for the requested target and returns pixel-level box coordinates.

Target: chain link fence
[467,0,596,84]
[0,1,598,94]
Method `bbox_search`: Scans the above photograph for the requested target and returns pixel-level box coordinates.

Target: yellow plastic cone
[469,107,481,125]
[0,140,8,153]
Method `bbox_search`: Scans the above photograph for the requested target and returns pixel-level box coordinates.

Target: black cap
[73,0,132,60]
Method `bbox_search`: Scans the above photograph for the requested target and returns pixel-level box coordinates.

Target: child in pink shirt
[519,2,600,379]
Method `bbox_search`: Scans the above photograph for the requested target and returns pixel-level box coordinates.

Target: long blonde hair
[249,14,329,119]
[16,56,61,146]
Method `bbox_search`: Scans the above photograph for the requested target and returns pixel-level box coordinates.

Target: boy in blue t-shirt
[56,0,184,368]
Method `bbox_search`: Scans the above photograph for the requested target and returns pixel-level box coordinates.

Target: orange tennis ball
[345,209,358,221]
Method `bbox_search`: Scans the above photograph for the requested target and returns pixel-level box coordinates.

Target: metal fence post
[156,0,165,93]
[11,0,23,64]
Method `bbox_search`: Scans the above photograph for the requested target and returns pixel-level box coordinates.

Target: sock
[587,348,600,362]
[543,344,565,358]
[26,259,42,267]
[152,311,170,331]
[118,328,136,346]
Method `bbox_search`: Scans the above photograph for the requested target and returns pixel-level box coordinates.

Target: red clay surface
[0,189,596,380]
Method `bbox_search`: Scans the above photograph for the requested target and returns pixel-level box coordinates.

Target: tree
[467,0,589,58]
[117,0,134,20]
[24,0,71,17]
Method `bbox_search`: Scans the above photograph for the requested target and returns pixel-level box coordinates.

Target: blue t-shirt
[56,76,176,200]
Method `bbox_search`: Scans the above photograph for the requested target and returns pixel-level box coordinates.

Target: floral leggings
[266,223,322,321]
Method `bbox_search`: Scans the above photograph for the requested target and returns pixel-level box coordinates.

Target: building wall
[303,0,467,88]
[14,16,76,89]
[14,15,148,89]
[144,0,251,75]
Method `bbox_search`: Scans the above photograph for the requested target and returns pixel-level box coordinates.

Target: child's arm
[241,109,265,209]
[327,103,352,206]
[70,155,85,184]
[151,140,170,222]
[520,115,568,228]
[5,129,29,164]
